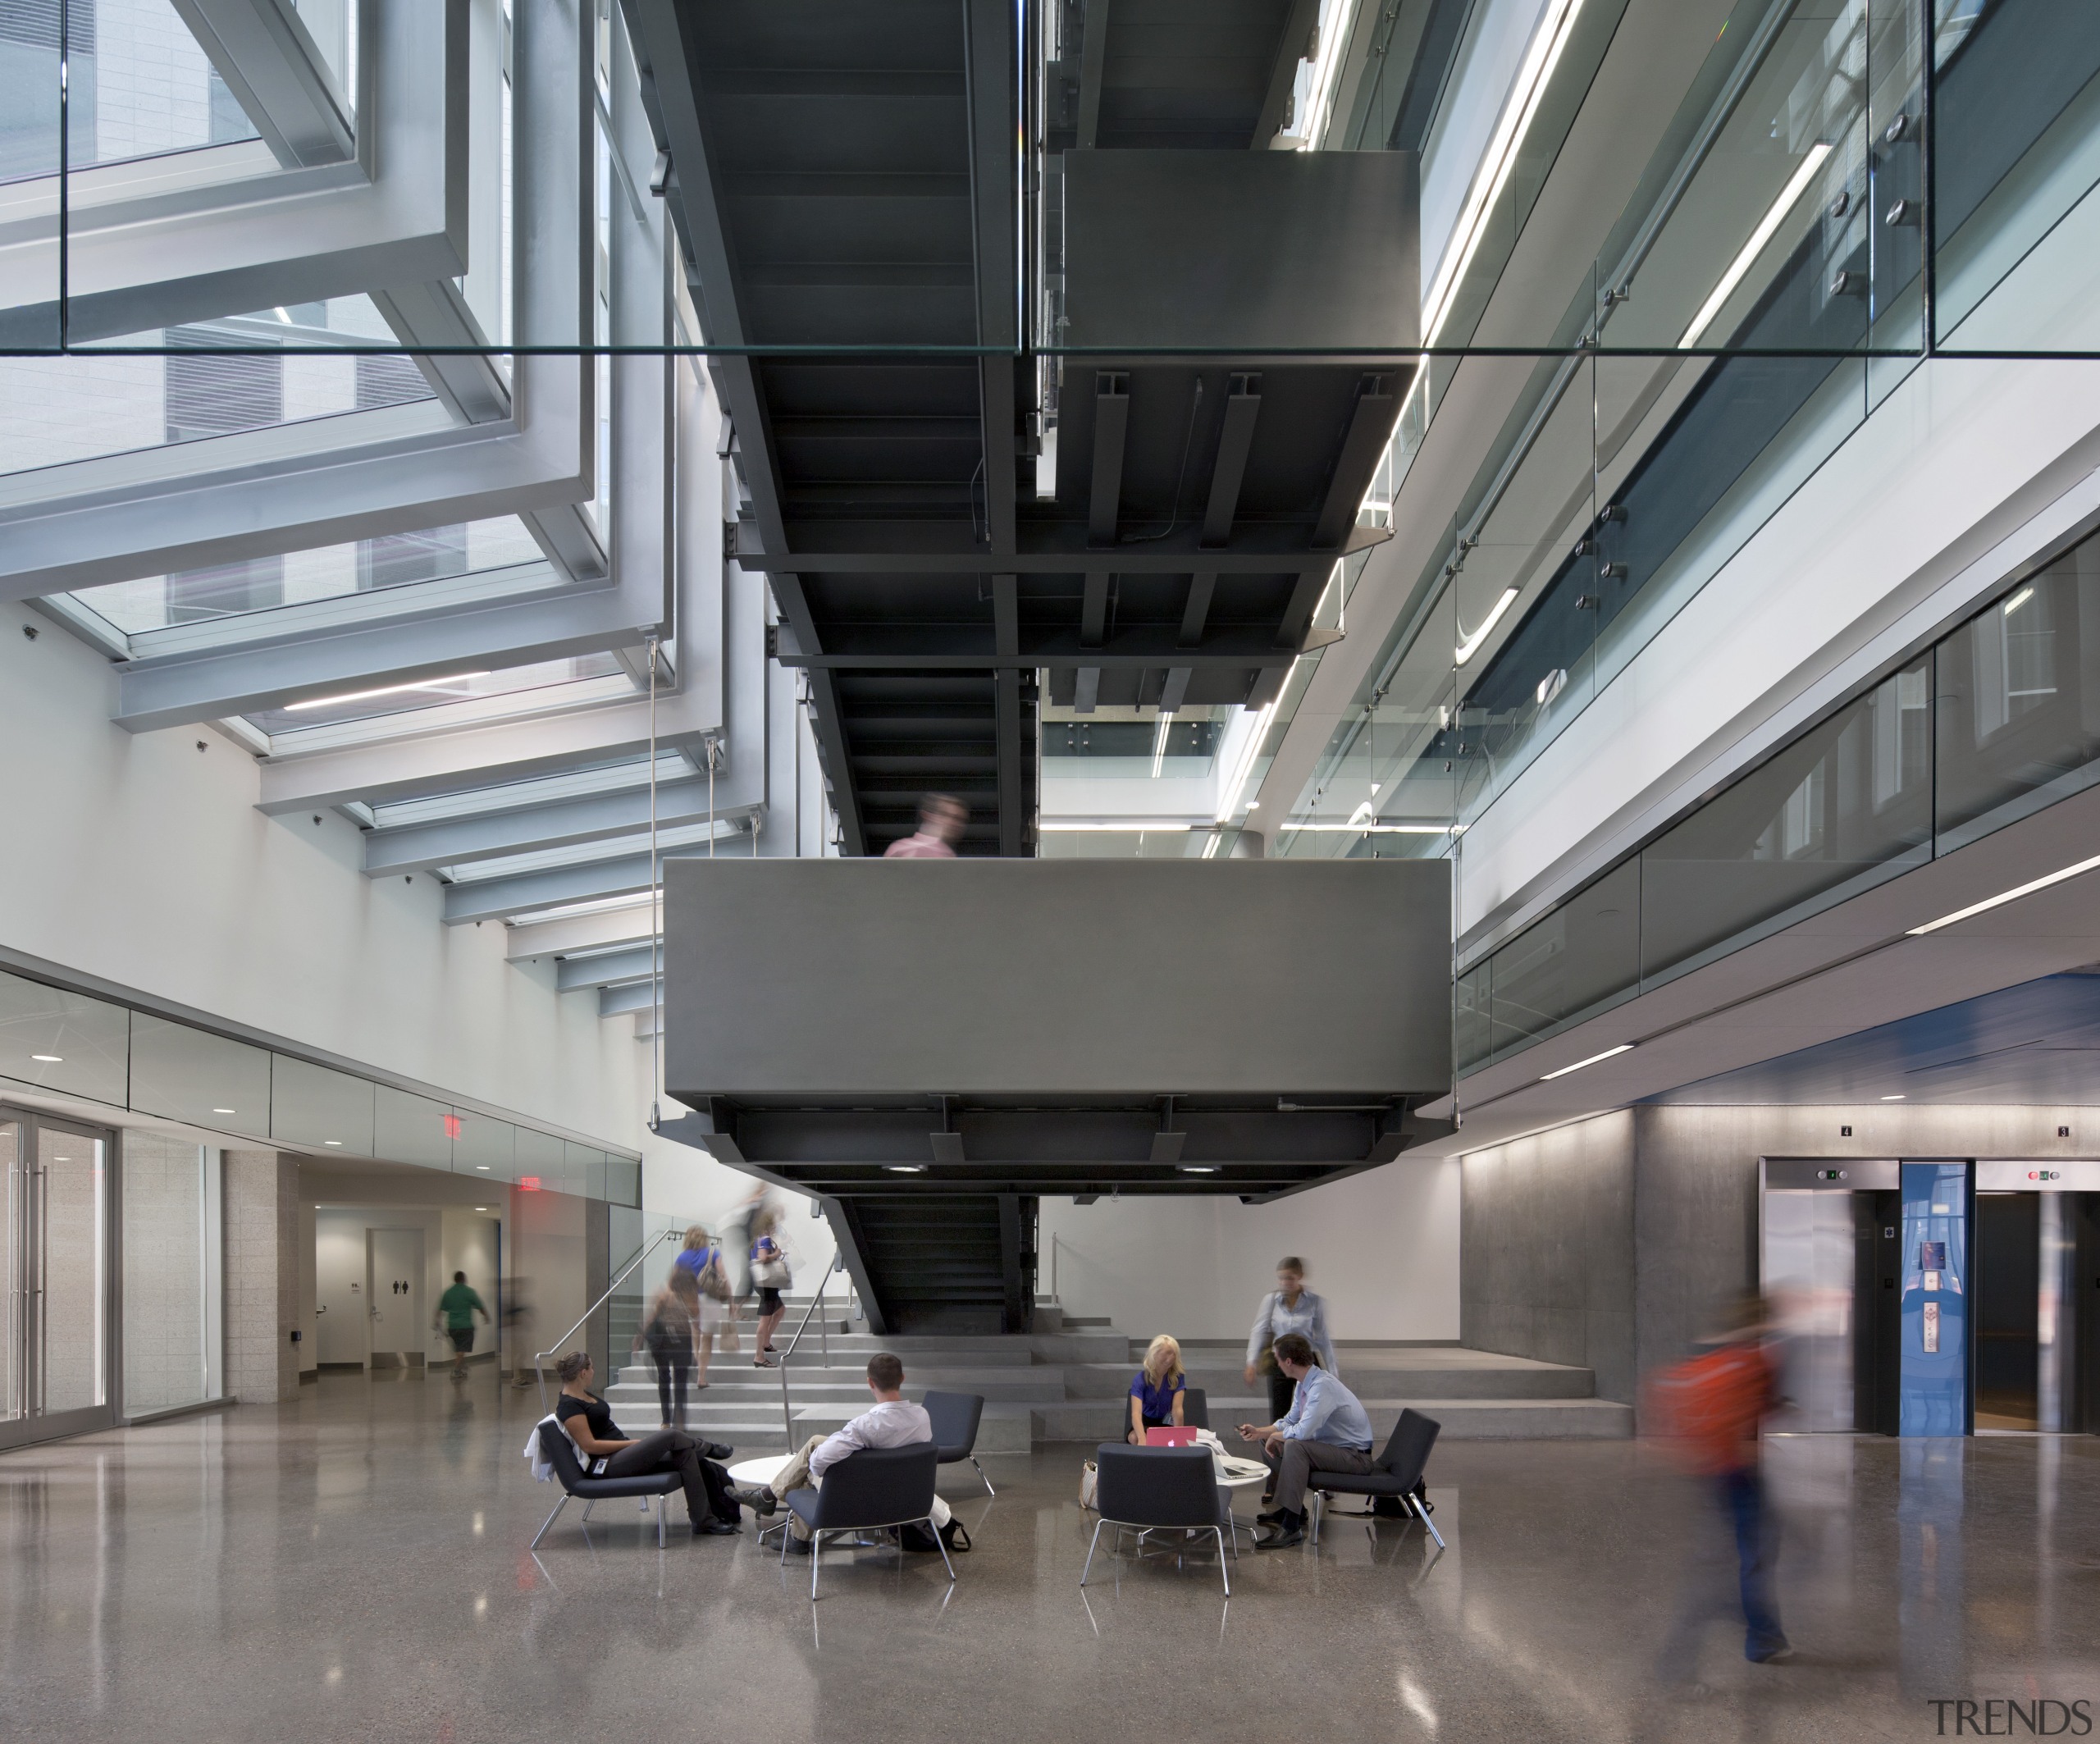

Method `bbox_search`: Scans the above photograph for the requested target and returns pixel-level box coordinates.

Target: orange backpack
[1647,1342,1774,1474]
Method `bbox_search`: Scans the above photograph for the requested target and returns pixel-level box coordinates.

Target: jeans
[602,1429,737,1527]
[1657,1465,1787,1675]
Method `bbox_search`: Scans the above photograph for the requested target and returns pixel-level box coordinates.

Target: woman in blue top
[1127,1335,1188,1444]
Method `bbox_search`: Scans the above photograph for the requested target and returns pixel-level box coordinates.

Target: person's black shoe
[701,1440,735,1461]
[784,1533,814,1555]
[1256,1521,1305,1549]
[692,1517,739,1536]
[732,1485,776,1517]
[1255,1507,1287,1526]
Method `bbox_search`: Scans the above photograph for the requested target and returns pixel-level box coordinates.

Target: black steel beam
[966,0,1019,559]
[1253,0,1322,146]
[1076,0,1111,148]
[1201,376,1262,544]
[1088,372,1130,545]
[1312,373,1405,549]
[1178,573,1217,645]
[730,518,1389,572]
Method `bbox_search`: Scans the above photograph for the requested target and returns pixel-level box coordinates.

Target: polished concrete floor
[4,1372,2099,1742]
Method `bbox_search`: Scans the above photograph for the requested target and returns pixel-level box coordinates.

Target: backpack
[1649,1342,1774,1474]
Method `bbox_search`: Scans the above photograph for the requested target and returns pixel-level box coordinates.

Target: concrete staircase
[602,1302,1632,1449]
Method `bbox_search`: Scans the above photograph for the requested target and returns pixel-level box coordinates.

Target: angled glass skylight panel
[0,299,436,479]
[440,817,742,885]
[369,753,699,831]
[247,654,642,751]
[62,514,546,641]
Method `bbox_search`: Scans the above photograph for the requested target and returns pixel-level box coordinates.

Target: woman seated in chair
[552,1350,769,1536]
[1127,1335,1188,1445]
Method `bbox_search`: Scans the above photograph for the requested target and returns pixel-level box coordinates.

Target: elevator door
[1761,1159,1901,1431]
[1975,1193,2041,1428]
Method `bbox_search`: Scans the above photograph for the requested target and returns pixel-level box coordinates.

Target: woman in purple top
[1127,1335,1188,1444]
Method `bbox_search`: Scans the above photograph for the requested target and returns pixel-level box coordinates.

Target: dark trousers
[1267,1369,1297,1422]
[1658,1465,1787,1676]
[1720,1468,1786,1658]
[602,1429,735,1526]
[651,1348,692,1427]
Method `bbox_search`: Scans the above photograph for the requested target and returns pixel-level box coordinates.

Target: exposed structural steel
[617,0,1416,854]
[655,857,1454,1331]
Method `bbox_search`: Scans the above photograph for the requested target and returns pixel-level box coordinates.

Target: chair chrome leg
[810,1530,823,1600]
[1080,1518,1105,1586]
[971,1455,994,1497]
[580,1500,596,1523]
[530,1494,569,1550]
[1410,1494,1447,1550]
[932,1516,956,1583]
[1215,1526,1230,1597]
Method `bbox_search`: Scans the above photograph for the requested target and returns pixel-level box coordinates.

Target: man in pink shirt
[883,792,968,857]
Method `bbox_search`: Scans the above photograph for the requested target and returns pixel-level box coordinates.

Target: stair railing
[778,1255,844,1448]
[533,1226,680,1415]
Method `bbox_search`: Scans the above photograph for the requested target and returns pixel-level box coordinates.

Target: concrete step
[1064,1357,1599,1402]
[1033,1396,1634,1442]
[607,1372,1046,1404]
[605,1399,1034,1454]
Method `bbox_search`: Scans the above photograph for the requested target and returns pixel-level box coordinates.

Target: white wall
[0,596,648,1156]
[1038,1157,1460,1347]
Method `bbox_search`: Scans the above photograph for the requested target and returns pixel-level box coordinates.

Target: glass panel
[603,1156,641,1209]
[513,1127,563,1195]
[562,1141,605,1201]
[0,1120,18,1421]
[453,1111,515,1184]
[0,0,61,349]
[121,1133,217,1414]
[36,1125,105,1413]
[1641,655,1932,980]
[1934,531,2100,852]
[1933,0,2100,351]
[270,1054,374,1156]
[246,654,637,741]
[0,969,128,1104]
[66,0,260,167]
[372,1084,452,1170]
[128,1013,271,1135]
[1487,859,1641,1057]
[1454,961,1491,1076]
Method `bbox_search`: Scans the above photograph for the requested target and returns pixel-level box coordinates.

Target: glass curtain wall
[1459,517,2100,1071]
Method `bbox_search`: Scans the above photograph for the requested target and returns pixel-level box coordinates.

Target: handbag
[697,1254,733,1303]
[751,1253,792,1289]
[1079,1460,1098,1510]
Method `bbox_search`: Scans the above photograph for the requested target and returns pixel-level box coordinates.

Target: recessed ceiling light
[1540,1043,1635,1082]
[1908,850,2100,935]
[323,1139,343,1146]
[476,1164,491,1171]
[1178,1165,1219,1174]
[886,1164,927,1174]
[53,1155,72,1162]
[30,1054,61,1063]
[475,1206,491,1212]
[212,1107,237,1115]
[1882,1093,1906,1102]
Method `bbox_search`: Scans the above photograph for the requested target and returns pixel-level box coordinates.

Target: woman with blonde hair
[1126,1334,1188,1445]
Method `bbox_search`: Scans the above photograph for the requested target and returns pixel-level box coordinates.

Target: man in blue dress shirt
[1236,1333,1375,1547]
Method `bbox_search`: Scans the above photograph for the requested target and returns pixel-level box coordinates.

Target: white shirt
[808,1395,934,1483]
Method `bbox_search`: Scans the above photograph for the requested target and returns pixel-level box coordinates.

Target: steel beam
[1312,375,1404,549]
[506,900,660,961]
[776,628,1307,668]
[443,852,660,925]
[1179,573,1217,644]
[730,518,1390,573]
[557,946,658,993]
[114,576,660,732]
[1088,374,1130,545]
[1076,0,1111,148]
[1201,377,1262,543]
[363,778,742,874]
[966,0,1019,560]
[599,981,660,1016]
[170,0,356,168]
[1254,0,1322,147]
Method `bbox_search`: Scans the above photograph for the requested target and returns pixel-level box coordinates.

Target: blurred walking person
[434,1271,489,1381]
[635,1267,701,1430]
[1650,1291,1792,1675]
[883,793,967,858]
[1243,1256,1337,1422]
[750,1220,792,1367]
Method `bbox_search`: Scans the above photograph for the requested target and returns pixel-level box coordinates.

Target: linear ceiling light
[1215,696,1281,823]
[1539,1042,1633,1081]
[1455,588,1518,665]
[1037,820,1198,833]
[285,672,492,712]
[1906,851,2100,936]
[2002,585,2035,616]
[1678,143,1833,348]
[1422,0,1588,346]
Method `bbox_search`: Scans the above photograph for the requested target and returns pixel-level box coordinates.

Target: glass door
[0,1110,116,1448]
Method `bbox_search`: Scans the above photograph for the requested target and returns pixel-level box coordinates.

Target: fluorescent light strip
[1455,588,1518,665]
[1422,0,1588,347]
[285,671,491,712]
[1906,851,2100,936]
[1215,696,1281,823]
[2002,585,2035,617]
[1149,714,1173,779]
[1539,1043,1633,1081]
[1039,820,1202,833]
[1282,823,1453,833]
[1678,143,1832,348]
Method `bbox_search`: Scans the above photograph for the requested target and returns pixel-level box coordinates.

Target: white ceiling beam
[506,899,661,961]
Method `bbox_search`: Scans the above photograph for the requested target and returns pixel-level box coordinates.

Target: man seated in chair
[1236,1333,1375,1548]
[763,1352,954,1552]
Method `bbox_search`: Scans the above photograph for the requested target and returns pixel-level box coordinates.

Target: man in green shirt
[435,1271,491,1381]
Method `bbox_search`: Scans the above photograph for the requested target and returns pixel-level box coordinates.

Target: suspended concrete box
[659,856,1453,1205]
[1059,148,1419,356]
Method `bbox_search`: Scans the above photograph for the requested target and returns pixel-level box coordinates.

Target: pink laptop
[1144,1427,1199,1447]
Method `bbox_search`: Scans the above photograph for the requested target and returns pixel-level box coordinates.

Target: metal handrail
[533,1226,679,1414]
[778,1257,843,1447]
